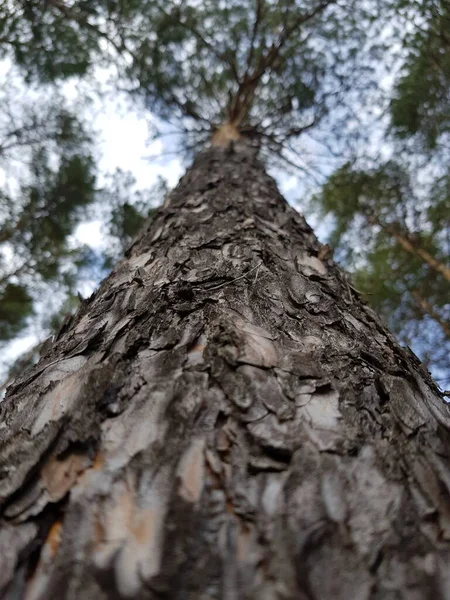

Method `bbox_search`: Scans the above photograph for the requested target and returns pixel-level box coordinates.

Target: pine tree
[0,85,97,346]
[312,0,450,381]
[312,160,450,379]
[1,1,450,598]
[0,50,162,378]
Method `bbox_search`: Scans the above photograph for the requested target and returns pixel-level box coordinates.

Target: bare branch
[175,17,241,83]
[244,0,264,81]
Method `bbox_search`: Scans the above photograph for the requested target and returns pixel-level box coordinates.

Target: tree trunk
[1,142,450,600]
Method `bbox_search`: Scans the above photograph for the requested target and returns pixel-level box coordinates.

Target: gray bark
[1,142,450,599]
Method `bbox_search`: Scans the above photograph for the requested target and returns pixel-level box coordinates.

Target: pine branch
[368,215,450,283]
[244,0,264,81]
[411,289,450,338]
[229,0,336,128]
[45,0,128,58]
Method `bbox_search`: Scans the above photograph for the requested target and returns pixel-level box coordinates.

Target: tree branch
[45,0,129,58]
[229,0,336,128]
[412,289,450,338]
[175,16,240,83]
[251,0,337,83]
[244,0,264,81]
[368,215,450,283]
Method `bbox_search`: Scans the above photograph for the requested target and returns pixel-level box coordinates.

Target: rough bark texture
[1,143,450,600]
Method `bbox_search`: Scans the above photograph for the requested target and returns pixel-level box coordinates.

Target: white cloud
[5,334,37,360]
[0,334,38,391]
[73,220,103,249]
[95,112,184,189]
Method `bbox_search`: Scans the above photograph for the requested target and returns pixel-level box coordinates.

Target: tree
[390,0,450,150]
[0,79,97,345]
[311,0,450,382]
[2,1,450,597]
[0,0,380,377]
[312,161,450,379]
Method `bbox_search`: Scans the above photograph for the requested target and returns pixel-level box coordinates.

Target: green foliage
[120,0,371,148]
[109,202,153,249]
[20,151,96,279]
[0,92,97,345]
[0,1,101,82]
[101,170,166,264]
[427,172,450,232]
[47,293,81,333]
[0,283,33,341]
[390,1,450,148]
[316,161,412,249]
[0,0,377,158]
[313,161,450,378]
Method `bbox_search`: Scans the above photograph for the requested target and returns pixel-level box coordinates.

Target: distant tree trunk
[2,142,450,600]
[367,214,450,283]
[411,289,450,338]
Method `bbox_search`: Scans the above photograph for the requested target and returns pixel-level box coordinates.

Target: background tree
[312,0,450,384]
[390,0,450,150]
[0,79,96,338]
[0,69,163,385]
[312,161,450,380]
[98,170,165,267]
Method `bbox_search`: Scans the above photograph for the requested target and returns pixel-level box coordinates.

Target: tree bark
[1,142,450,600]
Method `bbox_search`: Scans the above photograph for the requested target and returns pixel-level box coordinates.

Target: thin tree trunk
[368,215,450,283]
[1,142,450,600]
[412,289,450,338]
